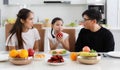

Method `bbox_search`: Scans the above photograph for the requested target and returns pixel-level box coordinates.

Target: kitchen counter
[0,53,120,70]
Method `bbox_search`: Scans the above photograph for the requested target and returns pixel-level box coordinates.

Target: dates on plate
[47,55,64,63]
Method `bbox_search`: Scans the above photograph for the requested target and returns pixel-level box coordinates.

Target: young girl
[6,8,40,51]
[48,17,70,51]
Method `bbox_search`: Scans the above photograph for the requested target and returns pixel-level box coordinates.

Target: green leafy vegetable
[90,49,96,53]
[52,51,57,54]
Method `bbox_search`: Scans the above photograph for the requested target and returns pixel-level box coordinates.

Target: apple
[28,48,35,57]
[56,32,63,38]
[82,46,91,52]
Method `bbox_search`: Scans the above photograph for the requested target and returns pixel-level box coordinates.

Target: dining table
[0,51,120,70]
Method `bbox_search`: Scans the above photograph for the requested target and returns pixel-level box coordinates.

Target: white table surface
[0,52,120,70]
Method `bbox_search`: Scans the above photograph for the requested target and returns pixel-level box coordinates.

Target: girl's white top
[48,31,69,49]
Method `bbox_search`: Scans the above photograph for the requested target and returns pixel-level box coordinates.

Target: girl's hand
[56,32,63,42]
[56,36,63,43]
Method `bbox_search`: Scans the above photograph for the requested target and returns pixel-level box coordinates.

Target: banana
[78,52,98,57]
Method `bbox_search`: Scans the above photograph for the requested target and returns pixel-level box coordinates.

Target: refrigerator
[0,9,1,27]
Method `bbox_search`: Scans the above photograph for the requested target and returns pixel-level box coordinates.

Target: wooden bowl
[77,56,101,65]
[9,57,33,65]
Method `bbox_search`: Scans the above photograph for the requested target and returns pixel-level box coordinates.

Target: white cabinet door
[0,27,5,51]
[43,0,87,4]
[87,0,105,5]
[118,0,120,28]
[6,0,43,5]
[70,0,87,4]
[107,0,119,28]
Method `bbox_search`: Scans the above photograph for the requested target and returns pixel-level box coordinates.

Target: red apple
[28,48,35,56]
[56,32,63,38]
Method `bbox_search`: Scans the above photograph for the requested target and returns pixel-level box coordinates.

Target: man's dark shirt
[75,27,115,52]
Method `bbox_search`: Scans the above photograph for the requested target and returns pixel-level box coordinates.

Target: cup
[70,52,77,61]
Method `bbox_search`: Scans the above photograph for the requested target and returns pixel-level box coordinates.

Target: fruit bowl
[9,57,33,65]
[77,55,101,65]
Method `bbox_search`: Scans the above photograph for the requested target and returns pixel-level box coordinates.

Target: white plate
[107,51,120,58]
[50,49,69,56]
[47,60,66,66]
[0,54,9,61]
[46,55,66,66]
[34,57,45,61]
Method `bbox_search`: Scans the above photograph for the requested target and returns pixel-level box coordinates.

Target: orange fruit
[9,49,18,58]
[70,52,77,61]
[82,46,90,52]
[19,49,28,58]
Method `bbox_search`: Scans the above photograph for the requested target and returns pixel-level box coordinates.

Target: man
[75,9,115,52]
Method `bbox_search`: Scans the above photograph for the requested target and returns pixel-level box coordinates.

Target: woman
[48,17,70,51]
[6,8,40,51]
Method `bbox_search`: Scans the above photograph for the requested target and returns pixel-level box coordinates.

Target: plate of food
[47,55,65,66]
[50,49,69,56]
[107,51,120,58]
[0,54,9,62]
[34,54,45,60]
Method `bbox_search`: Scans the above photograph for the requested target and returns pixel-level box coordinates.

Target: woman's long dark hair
[51,17,63,38]
[8,8,32,49]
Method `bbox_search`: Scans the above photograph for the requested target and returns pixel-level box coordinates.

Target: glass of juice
[70,52,77,61]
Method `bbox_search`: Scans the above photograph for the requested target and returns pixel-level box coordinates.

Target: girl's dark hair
[82,9,102,23]
[8,8,32,49]
[51,17,63,38]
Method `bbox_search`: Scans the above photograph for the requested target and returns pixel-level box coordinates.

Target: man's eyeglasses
[80,19,92,23]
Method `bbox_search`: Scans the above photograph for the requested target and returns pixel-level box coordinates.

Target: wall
[0,0,87,25]
[0,0,120,51]
[0,0,87,51]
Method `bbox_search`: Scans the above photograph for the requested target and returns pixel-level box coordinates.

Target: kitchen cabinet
[87,0,105,5]
[68,0,105,5]
[0,9,1,27]
[118,0,120,28]
[70,0,87,4]
[43,0,85,4]
[3,0,43,5]
[107,0,119,28]
[0,27,5,51]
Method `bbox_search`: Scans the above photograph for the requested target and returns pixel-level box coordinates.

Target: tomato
[82,46,91,52]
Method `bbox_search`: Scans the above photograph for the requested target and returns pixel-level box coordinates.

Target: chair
[63,29,76,52]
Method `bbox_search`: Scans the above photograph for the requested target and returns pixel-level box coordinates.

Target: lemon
[19,49,28,58]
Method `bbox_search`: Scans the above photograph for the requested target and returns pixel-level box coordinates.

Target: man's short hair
[82,9,102,23]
